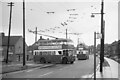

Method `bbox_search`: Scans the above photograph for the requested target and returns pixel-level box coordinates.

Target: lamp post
[91,0,104,73]
[94,32,102,80]
[94,32,96,80]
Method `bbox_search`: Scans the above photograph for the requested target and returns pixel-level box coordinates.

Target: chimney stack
[0,33,5,37]
[40,36,42,40]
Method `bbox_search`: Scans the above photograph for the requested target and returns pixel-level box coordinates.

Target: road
[2,55,99,78]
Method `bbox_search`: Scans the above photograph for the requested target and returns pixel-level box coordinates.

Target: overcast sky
[0,0,119,46]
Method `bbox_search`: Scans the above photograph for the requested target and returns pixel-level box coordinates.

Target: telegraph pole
[100,0,104,72]
[23,0,26,66]
[6,2,14,64]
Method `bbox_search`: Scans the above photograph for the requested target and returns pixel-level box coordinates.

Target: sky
[0,0,119,46]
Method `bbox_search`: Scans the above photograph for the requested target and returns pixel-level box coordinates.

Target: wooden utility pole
[6,2,14,64]
[100,0,104,72]
[23,0,26,66]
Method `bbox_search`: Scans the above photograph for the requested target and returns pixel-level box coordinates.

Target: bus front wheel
[70,61,74,64]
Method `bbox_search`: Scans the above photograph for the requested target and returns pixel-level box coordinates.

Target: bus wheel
[62,58,68,64]
[70,61,74,64]
[40,58,46,63]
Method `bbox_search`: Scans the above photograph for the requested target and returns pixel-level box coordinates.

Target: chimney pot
[0,33,5,37]
[40,36,42,40]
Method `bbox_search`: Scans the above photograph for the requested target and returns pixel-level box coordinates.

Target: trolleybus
[77,50,89,60]
[33,38,76,64]
[76,43,89,60]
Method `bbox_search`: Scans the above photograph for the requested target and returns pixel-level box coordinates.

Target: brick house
[109,41,118,57]
[1,33,28,62]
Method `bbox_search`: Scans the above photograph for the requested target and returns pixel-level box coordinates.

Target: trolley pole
[23,0,26,66]
[6,2,14,64]
[66,29,67,39]
[94,32,96,80]
[78,38,79,44]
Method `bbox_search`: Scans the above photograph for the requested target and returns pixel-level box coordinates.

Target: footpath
[0,61,55,74]
[91,57,119,80]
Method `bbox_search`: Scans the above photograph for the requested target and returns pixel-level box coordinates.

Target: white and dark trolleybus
[33,38,76,64]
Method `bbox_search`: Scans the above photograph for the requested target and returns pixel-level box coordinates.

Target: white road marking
[39,72,53,77]
[26,69,33,72]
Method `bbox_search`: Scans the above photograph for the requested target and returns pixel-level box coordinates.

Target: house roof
[2,36,22,46]
[27,45,38,51]
[111,41,118,46]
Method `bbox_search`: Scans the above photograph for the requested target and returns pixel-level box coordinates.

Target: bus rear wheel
[62,58,68,64]
[40,58,46,63]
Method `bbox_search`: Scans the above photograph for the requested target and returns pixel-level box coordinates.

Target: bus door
[52,50,62,63]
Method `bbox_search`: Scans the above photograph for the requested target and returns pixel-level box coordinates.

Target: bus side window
[40,52,42,55]
[36,52,38,55]
[58,51,62,55]
[53,51,56,55]
[81,52,83,54]
[39,52,41,55]
[33,52,35,55]
[63,50,65,55]
[34,52,36,55]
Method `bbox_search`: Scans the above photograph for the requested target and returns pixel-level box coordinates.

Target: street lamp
[91,0,105,73]
[94,32,101,80]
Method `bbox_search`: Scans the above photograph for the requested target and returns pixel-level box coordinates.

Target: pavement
[0,61,55,74]
[90,57,119,79]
